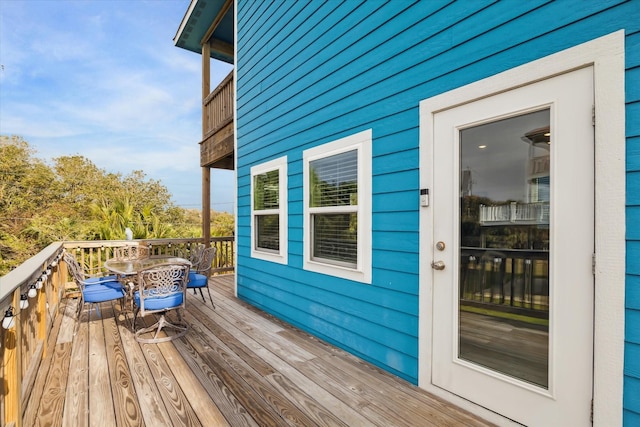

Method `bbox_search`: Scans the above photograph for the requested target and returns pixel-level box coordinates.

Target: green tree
[0,136,234,275]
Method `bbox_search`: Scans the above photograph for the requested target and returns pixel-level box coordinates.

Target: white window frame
[251,156,288,264]
[303,129,372,283]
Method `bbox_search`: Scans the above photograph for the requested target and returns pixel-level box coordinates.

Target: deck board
[29,274,495,427]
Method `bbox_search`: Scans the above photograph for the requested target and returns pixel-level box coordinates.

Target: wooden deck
[24,275,494,427]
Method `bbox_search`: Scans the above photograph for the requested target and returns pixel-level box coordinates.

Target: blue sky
[0,0,234,212]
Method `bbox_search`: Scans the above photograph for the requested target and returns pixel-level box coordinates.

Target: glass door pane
[458,109,550,388]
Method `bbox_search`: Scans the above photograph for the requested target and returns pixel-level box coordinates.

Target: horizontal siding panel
[374,211,419,232]
[627,308,640,344]
[628,102,640,138]
[238,264,418,317]
[238,1,354,107]
[372,122,419,156]
[628,67,640,103]
[374,169,419,194]
[626,341,640,379]
[628,242,640,276]
[238,1,424,126]
[626,30,640,68]
[625,375,640,416]
[627,171,640,206]
[238,0,618,146]
[624,409,640,427]
[237,1,505,136]
[627,275,640,310]
[237,1,289,64]
[374,269,419,295]
[373,149,419,175]
[374,231,419,253]
[236,267,418,341]
[238,2,316,85]
[373,190,417,213]
[627,205,640,238]
[373,249,419,276]
[627,136,640,173]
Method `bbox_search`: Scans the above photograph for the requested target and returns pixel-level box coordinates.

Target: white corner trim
[418,30,625,426]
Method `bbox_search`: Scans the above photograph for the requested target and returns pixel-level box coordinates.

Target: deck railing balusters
[0,236,235,425]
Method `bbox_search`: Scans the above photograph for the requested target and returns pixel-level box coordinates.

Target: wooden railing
[62,237,235,276]
[0,242,66,427]
[203,71,233,138]
[0,237,234,426]
[201,71,234,168]
[460,247,549,316]
[479,201,549,226]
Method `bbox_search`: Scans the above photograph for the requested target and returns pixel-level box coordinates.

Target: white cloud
[0,0,234,211]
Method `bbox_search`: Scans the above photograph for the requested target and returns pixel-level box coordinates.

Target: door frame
[418,30,625,426]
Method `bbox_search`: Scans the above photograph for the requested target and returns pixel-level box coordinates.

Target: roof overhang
[174,0,234,64]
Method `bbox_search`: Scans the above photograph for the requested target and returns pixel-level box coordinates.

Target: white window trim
[418,31,625,426]
[250,156,288,264]
[303,129,372,284]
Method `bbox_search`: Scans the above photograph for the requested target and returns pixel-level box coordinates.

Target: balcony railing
[479,201,549,226]
[460,247,549,315]
[0,237,234,426]
[201,71,234,169]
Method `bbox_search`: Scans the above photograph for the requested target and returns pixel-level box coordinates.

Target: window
[303,130,372,283]
[251,156,287,264]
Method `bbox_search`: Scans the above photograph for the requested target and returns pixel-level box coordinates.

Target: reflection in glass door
[458,109,550,388]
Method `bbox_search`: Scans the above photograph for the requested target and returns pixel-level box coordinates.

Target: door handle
[431,260,445,270]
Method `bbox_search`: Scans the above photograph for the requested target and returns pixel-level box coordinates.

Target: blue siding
[627,21,640,423]
[236,1,640,417]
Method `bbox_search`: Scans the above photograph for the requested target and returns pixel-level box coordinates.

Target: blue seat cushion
[86,275,118,284]
[134,291,184,311]
[82,281,125,303]
[187,272,208,288]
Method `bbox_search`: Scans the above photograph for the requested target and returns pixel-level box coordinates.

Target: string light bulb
[2,307,15,329]
[20,294,29,310]
[28,284,37,298]
[36,278,43,290]
[46,268,52,276]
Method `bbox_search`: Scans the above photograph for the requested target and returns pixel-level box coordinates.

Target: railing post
[4,290,23,427]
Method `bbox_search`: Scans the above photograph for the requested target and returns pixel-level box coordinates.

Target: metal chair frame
[188,246,216,307]
[133,263,190,343]
[63,252,125,321]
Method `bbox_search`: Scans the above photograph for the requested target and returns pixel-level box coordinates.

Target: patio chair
[63,252,125,321]
[187,246,216,307]
[188,243,205,265]
[132,263,190,343]
[114,244,149,260]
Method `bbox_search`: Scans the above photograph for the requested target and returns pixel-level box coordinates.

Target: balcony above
[201,71,234,169]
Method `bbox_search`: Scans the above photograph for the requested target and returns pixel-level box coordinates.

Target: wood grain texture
[102,302,144,427]
[88,306,116,427]
[24,275,494,427]
[62,300,89,427]
[22,298,69,427]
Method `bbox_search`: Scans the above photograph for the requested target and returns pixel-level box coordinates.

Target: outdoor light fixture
[36,278,43,290]
[28,284,37,298]
[20,294,29,310]
[46,268,52,276]
[2,307,15,330]
[51,259,58,267]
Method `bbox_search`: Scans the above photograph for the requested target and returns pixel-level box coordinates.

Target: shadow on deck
[24,275,494,426]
